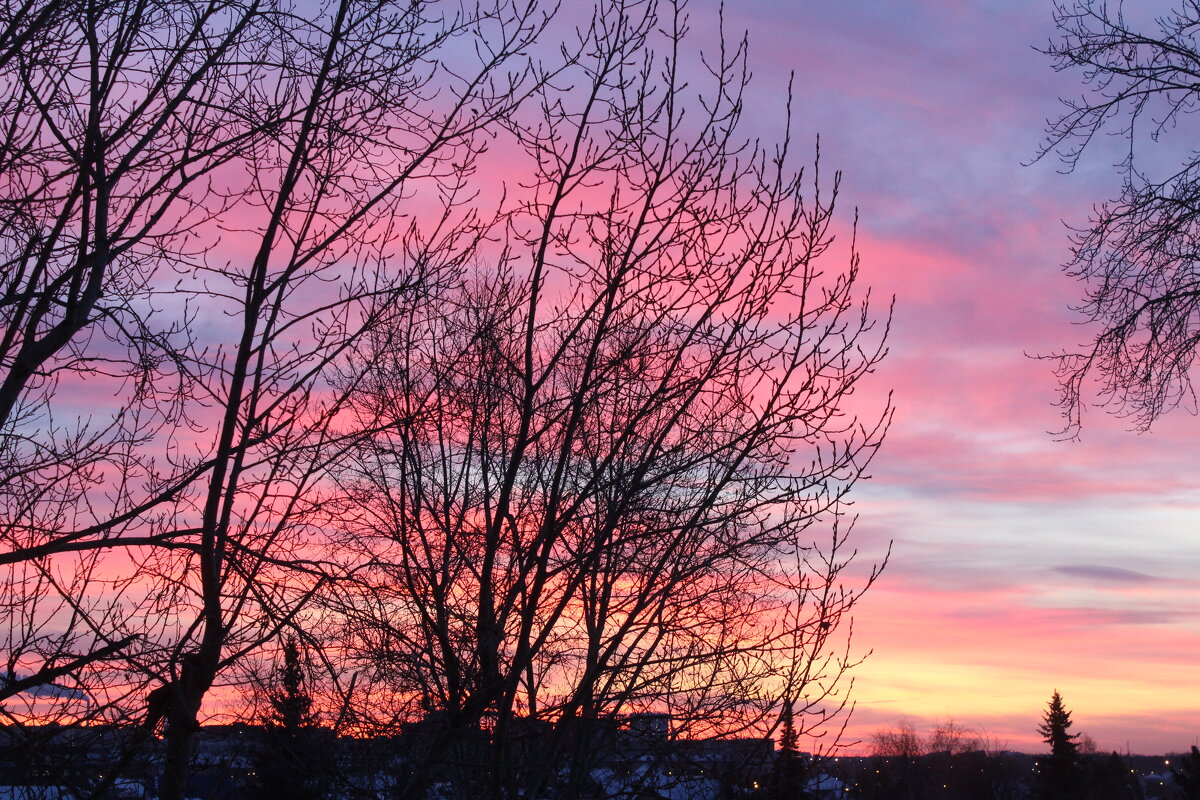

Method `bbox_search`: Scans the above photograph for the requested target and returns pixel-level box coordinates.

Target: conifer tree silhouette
[770,703,806,798]
[1037,690,1082,800]
[1174,746,1200,800]
[252,637,328,800]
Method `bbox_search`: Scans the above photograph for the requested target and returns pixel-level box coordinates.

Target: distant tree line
[836,692,1194,800]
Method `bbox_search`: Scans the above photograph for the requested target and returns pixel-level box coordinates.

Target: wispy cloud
[1052,565,1161,585]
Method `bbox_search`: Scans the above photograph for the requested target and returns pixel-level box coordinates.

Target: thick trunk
[159,716,196,800]
[157,651,216,800]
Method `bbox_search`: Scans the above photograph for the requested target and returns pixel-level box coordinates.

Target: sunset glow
[706,0,1200,755]
[4,5,1199,799]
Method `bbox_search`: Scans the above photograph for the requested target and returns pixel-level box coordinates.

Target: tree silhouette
[1174,745,1200,800]
[1039,691,1079,759]
[1083,751,1140,800]
[0,2,549,797]
[320,2,890,797]
[770,703,806,799]
[0,2,889,798]
[252,636,329,800]
[267,637,314,732]
[871,720,923,759]
[1039,0,1200,435]
[1036,690,1082,799]
[870,720,931,800]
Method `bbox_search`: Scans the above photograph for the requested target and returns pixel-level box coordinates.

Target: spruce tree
[1174,746,1200,800]
[1036,690,1082,800]
[269,636,314,731]
[252,637,328,800]
[1039,691,1079,759]
[770,703,806,799]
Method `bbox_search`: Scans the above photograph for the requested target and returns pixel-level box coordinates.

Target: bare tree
[872,718,984,759]
[1039,0,1200,435]
[3,2,888,798]
[0,0,281,710]
[0,1,548,798]
[871,720,924,759]
[928,719,982,755]
[323,1,891,797]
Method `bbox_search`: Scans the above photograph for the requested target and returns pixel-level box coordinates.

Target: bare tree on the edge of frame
[0,0,276,710]
[325,1,892,797]
[1038,0,1200,436]
[0,1,549,798]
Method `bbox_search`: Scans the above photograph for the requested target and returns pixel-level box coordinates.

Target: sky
[692,0,1200,755]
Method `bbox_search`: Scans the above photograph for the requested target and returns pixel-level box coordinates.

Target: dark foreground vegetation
[849,694,1200,800]
[829,749,1191,800]
[1,720,1196,800]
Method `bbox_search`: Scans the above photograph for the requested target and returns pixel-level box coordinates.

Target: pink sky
[699,0,1200,755]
